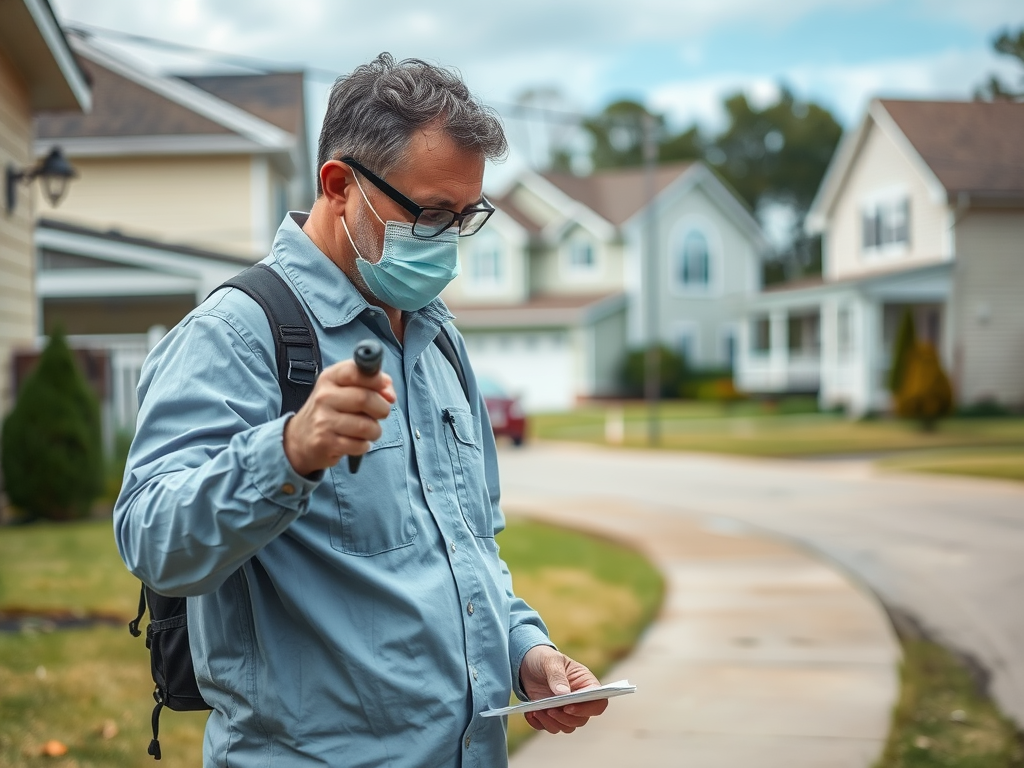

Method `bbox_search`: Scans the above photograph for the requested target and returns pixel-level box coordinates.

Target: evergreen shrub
[888,309,916,394]
[894,342,953,431]
[1,329,103,520]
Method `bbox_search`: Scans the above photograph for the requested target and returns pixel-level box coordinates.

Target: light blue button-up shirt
[114,213,552,767]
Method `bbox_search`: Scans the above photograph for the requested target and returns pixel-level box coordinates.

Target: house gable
[816,104,953,283]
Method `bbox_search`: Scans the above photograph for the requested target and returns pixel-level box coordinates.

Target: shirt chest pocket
[329,406,417,556]
[441,407,493,539]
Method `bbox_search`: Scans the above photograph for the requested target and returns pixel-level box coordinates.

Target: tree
[1,329,103,520]
[584,100,666,170]
[894,343,953,431]
[888,310,917,394]
[975,27,1024,101]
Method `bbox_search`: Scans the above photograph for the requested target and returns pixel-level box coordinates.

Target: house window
[676,230,710,288]
[787,312,821,357]
[676,329,697,364]
[467,231,504,290]
[471,243,502,284]
[751,316,770,354]
[567,238,595,271]
[862,197,910,251]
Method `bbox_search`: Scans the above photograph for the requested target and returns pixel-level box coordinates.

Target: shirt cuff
[509,624,556,702]
[244,414,322,510]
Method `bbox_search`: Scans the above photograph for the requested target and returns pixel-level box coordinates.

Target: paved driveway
[498,442,1024,729]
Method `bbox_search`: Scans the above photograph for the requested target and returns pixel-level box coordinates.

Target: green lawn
[531,402,1024,463]
[0,517,663,765]
[874,638,1024,767]
[878,446,1024,484]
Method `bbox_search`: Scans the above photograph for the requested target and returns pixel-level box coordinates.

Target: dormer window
[569,239,595,269]
[563,233,598,276]
[467,230,504,290]
[862,196,910,253]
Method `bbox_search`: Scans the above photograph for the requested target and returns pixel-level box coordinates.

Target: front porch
[736,263,953,416]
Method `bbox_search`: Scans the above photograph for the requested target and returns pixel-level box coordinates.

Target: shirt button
[280,483,296,495]
[472,667,479,680]
[467,601,474,616]
[464,735,471,749]
[450,542,456,553]
[427,483,434,493]
[415,429,421,439]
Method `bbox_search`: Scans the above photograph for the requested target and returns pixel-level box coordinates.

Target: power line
[64,21,605,125]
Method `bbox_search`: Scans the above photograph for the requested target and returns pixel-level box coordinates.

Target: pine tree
[1,329,103,520]
[895,342,953,431]
[888,309,916,394]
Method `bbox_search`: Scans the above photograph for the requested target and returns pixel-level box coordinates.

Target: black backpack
[128,263,469,760]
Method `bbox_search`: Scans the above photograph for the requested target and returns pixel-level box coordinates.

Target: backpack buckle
[287,359,318,385]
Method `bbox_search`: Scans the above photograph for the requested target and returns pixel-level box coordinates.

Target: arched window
[676,230,709,287]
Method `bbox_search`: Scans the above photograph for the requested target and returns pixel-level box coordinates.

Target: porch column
[769,309,788,390]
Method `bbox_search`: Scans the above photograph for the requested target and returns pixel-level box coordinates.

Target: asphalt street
[497,442,1024,729]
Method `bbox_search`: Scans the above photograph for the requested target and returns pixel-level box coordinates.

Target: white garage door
[462,331,575,412]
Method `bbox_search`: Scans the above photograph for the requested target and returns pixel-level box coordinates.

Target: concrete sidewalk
[506,494,900,768]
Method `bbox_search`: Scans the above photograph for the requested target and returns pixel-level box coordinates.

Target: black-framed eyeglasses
[342,156,494,238]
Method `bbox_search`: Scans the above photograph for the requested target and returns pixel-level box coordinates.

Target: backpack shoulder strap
[432,324,470,405]
[216,263,322,416]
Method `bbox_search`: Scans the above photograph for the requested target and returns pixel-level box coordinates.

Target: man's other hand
[283,359,397,475]
[519,645,609,734]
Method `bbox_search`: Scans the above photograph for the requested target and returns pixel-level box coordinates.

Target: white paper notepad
[479,680,636,718]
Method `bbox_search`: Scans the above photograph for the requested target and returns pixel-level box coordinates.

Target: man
[114,53,607,767]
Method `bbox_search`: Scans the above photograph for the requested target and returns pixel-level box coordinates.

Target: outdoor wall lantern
[5,146,78,215]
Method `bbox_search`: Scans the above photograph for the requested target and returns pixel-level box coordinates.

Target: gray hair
[315,53,508,196]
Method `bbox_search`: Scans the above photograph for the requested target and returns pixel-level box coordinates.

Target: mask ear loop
[341,167,386,262]
[351,172,385,226]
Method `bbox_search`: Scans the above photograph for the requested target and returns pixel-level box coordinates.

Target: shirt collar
[271,212,454,330]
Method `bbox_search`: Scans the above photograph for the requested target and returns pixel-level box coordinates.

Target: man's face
[347,125,486,265]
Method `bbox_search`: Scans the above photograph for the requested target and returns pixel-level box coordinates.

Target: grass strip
[874,619,1024,767]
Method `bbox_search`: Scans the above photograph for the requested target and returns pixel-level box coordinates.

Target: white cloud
[648,47,1022,133]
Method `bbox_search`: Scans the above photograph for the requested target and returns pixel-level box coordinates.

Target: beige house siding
[952,209,1024,407]
[0,49,35,413]
[530,227,624,297]
[827,120,949,282]
[443,213,529,306]
[38,155,263,258]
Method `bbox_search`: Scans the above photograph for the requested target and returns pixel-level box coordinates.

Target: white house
[443,162,767,411]
[736,98,1024,415]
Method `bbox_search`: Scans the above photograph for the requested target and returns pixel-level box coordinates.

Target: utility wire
[65,21,605,126]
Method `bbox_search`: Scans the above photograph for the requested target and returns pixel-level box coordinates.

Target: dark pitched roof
[35,53,231,139]
[881,99,1024,200]
[541,162,694,225]
[179,72,305,135]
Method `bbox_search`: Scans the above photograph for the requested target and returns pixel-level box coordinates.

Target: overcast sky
[51,0,1024,186]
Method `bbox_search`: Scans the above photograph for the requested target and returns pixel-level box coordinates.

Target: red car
[478,377,526,446]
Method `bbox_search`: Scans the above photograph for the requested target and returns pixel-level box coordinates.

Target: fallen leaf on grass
[40,740,68,757]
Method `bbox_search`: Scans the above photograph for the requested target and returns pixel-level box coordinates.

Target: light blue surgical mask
[342,176,460,312]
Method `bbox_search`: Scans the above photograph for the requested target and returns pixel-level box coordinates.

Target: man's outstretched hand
[518,645,609,734]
